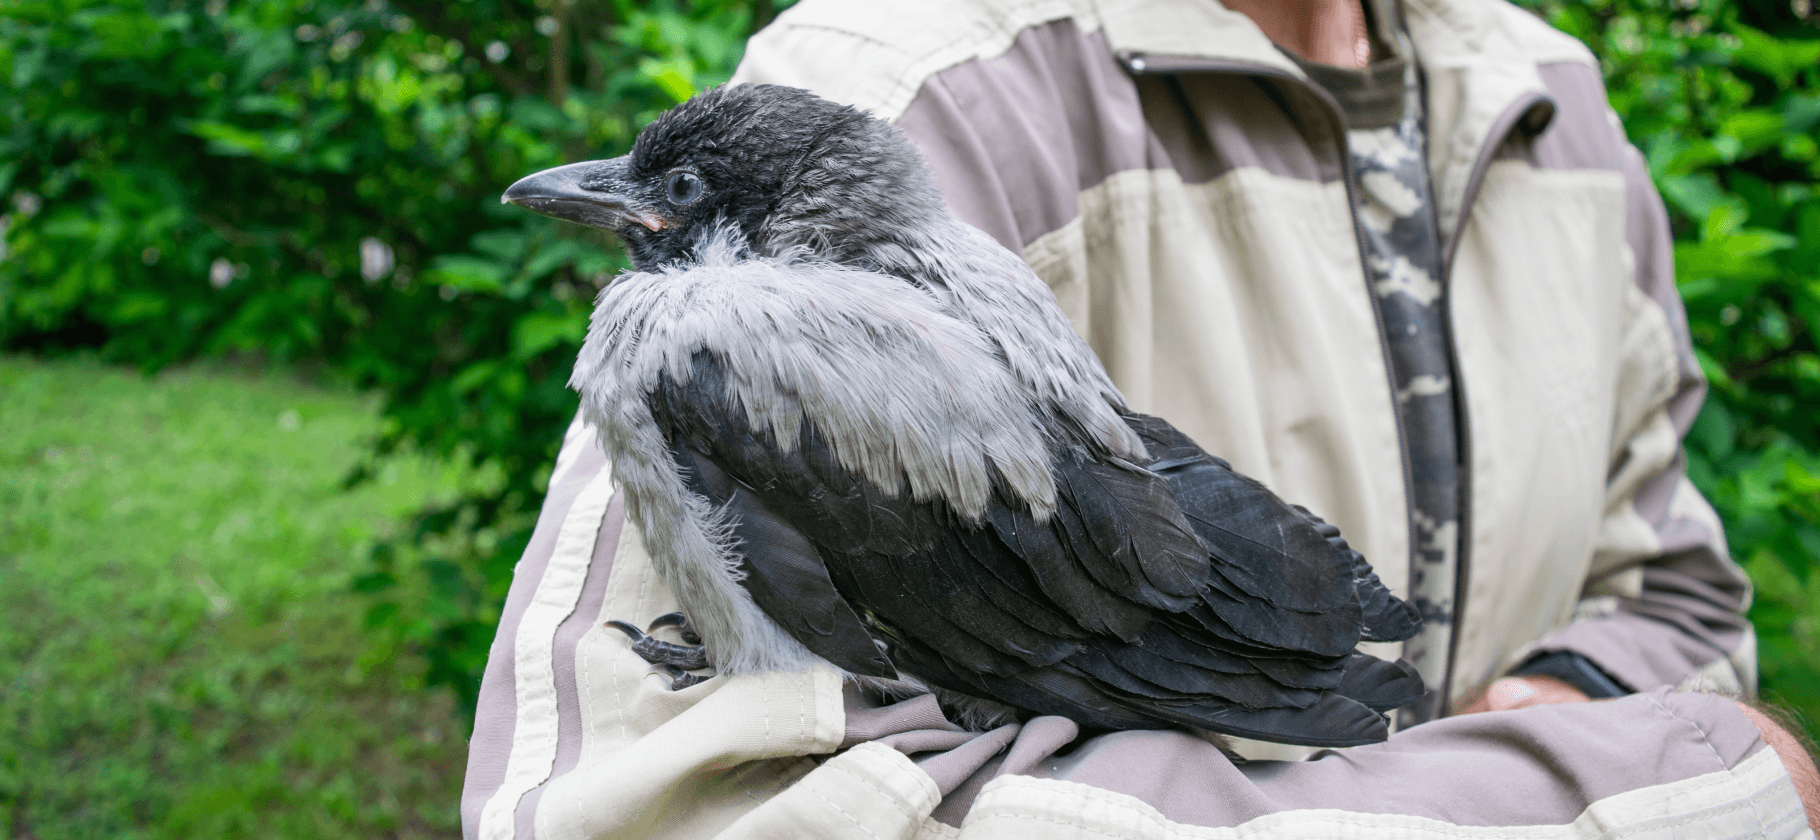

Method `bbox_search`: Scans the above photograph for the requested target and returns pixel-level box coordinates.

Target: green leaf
[1675,240,1779,284]
[639,57,698,103]
[449,361,498,395]
[109,291,168,323]
[523,238,584,282]
[351,571,397,593]
[1786,95,1820,135]
[1718,229,1799,258]
[510,311,586,359]
[1717,110,1784,157]
[363,601,400,630]
[71,8,163,59]
[1660,173,1726,222]
[1691,401,1737,460]
[1694,346,1736,391]
[180,120,270,157]
[1730,24,1820,85]
[426,255,510,294]
[1798,204,1820,262]
[1786,460,1820,497]
[39,211,96,240]
[1702,199,1748,242]
[471,229,529,264]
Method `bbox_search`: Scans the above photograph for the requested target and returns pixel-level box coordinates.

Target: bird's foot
[646,610,702,644]
[609,613,712,689]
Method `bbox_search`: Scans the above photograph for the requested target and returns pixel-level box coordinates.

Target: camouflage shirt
[1294,36,1461,726]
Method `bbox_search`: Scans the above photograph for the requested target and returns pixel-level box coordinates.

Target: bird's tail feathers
[1333,654,1425,712]
[1291,503,1424,643]
[1146,692,1391,748]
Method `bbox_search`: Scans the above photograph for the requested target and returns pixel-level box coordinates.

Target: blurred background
[0,0,1815,836]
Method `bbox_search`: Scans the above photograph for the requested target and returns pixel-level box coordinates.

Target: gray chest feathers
[575,232,1121,524]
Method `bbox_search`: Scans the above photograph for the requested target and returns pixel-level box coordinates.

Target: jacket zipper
[1434,91,1553,708]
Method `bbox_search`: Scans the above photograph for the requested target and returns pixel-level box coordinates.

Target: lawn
[0,355,468,839]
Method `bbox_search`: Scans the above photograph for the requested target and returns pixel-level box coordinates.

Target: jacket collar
[1094,0,1568,247]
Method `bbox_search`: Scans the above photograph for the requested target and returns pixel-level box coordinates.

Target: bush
[0,0,769,708]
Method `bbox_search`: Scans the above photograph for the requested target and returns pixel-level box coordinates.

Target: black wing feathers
[986,504,1152,642]
[1292,503,1423,643]
[666,441,897,678]
[1130,412,1422,646]
[1056,459,1211,608]
[650,355,1421,746]
[1334,655,1426,712]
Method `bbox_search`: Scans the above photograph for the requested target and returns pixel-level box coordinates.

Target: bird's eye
[664,171,705,206]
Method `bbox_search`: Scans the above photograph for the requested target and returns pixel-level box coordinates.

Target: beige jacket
[461,1,1788,837]
[735,0,1756,714]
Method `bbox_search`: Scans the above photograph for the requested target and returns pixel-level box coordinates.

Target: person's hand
[1458,676,1591,714]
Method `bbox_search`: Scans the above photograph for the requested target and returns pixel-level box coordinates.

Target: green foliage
[0,0,771,710]
[1517,0,1820,730]
[0,355,468,838]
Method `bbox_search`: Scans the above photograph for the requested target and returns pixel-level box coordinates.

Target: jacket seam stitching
[1642,692,1771,838]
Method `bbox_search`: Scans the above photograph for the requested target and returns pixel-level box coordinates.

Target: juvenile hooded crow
[503,84,1424,747]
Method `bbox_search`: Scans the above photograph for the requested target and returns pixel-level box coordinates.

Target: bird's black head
[503,84,948,271]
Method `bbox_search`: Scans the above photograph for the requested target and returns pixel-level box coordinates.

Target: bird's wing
[1124,412,1423,645]
[650,353,1116,674]
[649,353,1417,746]
[666,441,898,678]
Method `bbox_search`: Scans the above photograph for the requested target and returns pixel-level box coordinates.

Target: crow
[502,83,1424,747]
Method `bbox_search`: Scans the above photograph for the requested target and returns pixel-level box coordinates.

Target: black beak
[502,158,662,231]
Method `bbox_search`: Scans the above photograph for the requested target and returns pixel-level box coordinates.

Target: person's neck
[1221,0,1373,68]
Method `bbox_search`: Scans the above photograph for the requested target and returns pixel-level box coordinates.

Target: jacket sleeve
[1514,62,1756,699]
[776,686,1804,839]
[459,412,849,840]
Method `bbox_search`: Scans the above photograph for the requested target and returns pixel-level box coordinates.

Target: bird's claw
[647,611,702,644]
[608,616,712,689]
[653,663,711,689]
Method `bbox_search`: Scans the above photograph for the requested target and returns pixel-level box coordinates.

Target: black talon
[608,618,710,671]
[655,663,711,689]
[648,611,702,644]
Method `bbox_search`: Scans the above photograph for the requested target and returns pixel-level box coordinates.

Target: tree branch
[1729,345,1804,384]
[549,0,571,106]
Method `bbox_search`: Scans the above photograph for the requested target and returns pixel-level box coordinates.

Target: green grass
[0,355,468,839]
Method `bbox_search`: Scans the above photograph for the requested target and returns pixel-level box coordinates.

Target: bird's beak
[501,159,666,232]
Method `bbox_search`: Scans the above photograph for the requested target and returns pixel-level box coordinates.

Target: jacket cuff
[1526,611,1749,698]
[1512,650,1628,698]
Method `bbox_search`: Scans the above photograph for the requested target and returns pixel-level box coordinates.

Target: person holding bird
[462,1,1820,837]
